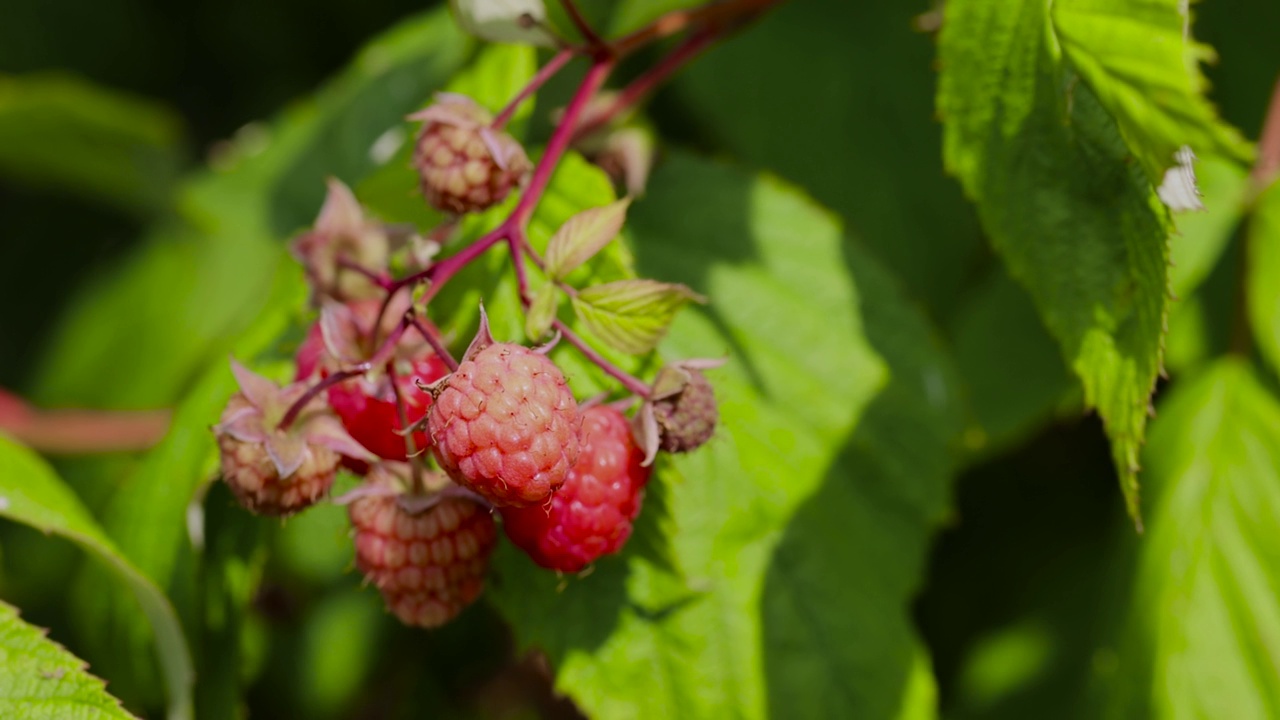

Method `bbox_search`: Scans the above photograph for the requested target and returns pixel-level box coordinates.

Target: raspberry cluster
[213,91,720,629]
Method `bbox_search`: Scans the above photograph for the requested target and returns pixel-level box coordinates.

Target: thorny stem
[558,0,606,49]
[279,365,371,430]
[492,48,575,130]
[575,30,718,140]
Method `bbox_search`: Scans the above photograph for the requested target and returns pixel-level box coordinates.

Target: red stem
[278,365,370,430]
[410,315,460,371]
[493,48,576,130]
[553,319,651,397]
[558,0,606,48]
[611,0,784,57]
[575,30,717,140]
[1253,74,1280,192]
[336,256,393,290]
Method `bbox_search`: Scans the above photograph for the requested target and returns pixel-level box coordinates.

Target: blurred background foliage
[0,0,1279,718]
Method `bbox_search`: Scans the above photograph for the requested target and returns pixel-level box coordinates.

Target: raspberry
[410,94,531,215]
[651,366,717,453]
[349,481,497,628]
[501,405,651,572]
[290,178,390,302]
[428,342,580,507]
[214,361,374,516]
[294,299,451,462]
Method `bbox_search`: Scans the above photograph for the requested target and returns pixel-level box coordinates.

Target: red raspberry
[294,301,450,462]
[349,487,496,628]
[428,343,580,507]
[409,94,531,215]
[501,405,651,572]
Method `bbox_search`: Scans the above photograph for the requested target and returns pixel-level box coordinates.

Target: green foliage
[0,601,136,720]
[0,435,192,720]
[1117,360,1280,718]
[1051,0,1252,181]
[939,0,1174,523]
[0,74,182,214]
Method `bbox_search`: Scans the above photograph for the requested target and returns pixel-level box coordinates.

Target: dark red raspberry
[409,94,531,215]
[501,405,651,572]
[349,480,497,628]
[427,342,580,507]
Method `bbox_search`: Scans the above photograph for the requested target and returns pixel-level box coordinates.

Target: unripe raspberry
[291,178,391,302]
[428,342,580,507]
[651,366,717,453]
[214,361,374,516]
[349,473,496,628]
[501,405,651,572]
[410,94,531,215]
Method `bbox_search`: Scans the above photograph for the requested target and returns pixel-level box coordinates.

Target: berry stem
[409,314,460,372]
[510,59,614,228]
[1251,73,1280,193]
[278,365,371,430]
[336,256,393,290]
[574,30,717,141]
[492,48,575,130]
[553,319,651,398]
[558,0,607,49]
[611,0,784,58]
[386,361,427,493]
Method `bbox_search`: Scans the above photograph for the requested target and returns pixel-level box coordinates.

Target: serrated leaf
[525,281,560,341]
[571,279,701,355]
[545,198,632,280]
[0,73,183,214]
[1051,0,1253,183]
[1247,180,1280,376]
[449,0,558,47]
[1115,360,1280,718]
[0,436,193,720]
[939,0,1172,523]
[491,153,964,719]
[0,602,137,720]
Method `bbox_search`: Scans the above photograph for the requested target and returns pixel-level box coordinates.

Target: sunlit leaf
[571,279,701,355]
[545,198,631,280]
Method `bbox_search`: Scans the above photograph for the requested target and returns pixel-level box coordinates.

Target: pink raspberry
[409,94,531,215]
[427,343,580,507]
[501,405,651,572]
[349,481,496,628]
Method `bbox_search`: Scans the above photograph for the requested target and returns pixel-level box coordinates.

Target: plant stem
[553,319,651,397]
[410,315,460,371]
[278,365,370,430]
[0,389,171,454]
[575,30,717,140]
[386,362,426,493]
[557,0,606,50]
[511,59,615,228]
[336,256,393,290]
[611,0,785,58]
[493,48,576,130]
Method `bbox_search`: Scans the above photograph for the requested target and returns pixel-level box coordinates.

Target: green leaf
[33,8,472,409]
[1115,359,1280,718]
[571,279,701,355]
[67,261,303,713]
[545,198,632,280]
[672,1,984,318]
[0,601,137,720]
[491,153,964,719]
[0,73,182,214]
[1247,180,1280,376]
[939,0,1172,523]
[0,436,193,720]
[1050,0,1253,182]
[525,281,560,341]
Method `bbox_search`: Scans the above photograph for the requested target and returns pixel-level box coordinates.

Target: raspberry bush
[3,0,1280,718]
